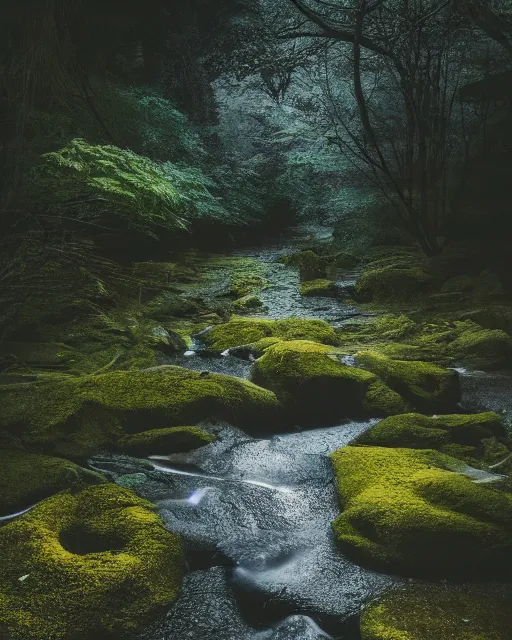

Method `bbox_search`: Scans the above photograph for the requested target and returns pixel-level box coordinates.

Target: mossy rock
[355,351,460,412]
[121,426,215,457]
[145,293,204,319]
[360,583,512,640]
[356,412,507,462]
[448,326,512,369]
[440,274,476,294]
[300,279,337,297]
[228,274,268,297]
[283,250,326,280]
[355,267,433,302]
[251,340,408,423]
[232,295,267,312]
[0,484,183,639]
[459,305,512,335]
[331,445,512,575]
[0,450,104,516]
[200,317,339,352]
[0,367,282,459]
[132,261,196,287]
[0,342,76,369]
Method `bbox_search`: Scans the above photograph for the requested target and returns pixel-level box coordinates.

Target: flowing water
[89,225,512,639]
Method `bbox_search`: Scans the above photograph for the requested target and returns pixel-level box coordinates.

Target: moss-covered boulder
[300,279,337,297]
[356,412,507,462]
[251,340,408,423]
[360,583,512,640]
[121,426,215,457]
[459,305,512,336]
[0,450,104,516]
[0,367,282,459]
[0,484,183,639]
[448,326,512,369]
[355,351,460,412]
[331,445,512,575]
[232,295,267,312]
[355,267,433,302]
[200,317,339,352]
[283,250,326,280]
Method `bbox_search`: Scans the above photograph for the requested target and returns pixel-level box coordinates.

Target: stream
[91,225,512,640]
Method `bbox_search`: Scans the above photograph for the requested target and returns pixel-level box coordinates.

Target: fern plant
[29,138,231,238]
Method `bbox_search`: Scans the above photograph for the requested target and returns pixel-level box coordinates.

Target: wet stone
[96,421,399,638]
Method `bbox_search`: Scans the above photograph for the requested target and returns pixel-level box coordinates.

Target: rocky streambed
[2,226,512,640]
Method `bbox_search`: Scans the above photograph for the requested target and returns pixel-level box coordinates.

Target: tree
[281,0,512,254]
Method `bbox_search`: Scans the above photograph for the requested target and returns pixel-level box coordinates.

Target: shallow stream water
[91,225,512,640]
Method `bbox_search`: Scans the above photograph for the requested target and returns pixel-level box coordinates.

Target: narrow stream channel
[91,226,512,639]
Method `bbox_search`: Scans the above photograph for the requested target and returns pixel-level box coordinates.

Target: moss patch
[121,426,215,457]
[0,484,183,639]
[251,340,408,423]
[200,317,339,352]
[356,412,507,463]
[355,267,433,302]
[360,583,512,640]
[448,326,512,369]
[0,367,282,459]
[355,351,460,412]
[0,450,104,515]
[331,445,512,575]
[300,279,337,297]
[232,295,267,312]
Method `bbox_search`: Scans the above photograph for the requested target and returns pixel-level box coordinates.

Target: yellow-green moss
[355,267,433,302]
[355,351,460,412]
[121,426,215,457]
[0,484,183,639]
[283,250,325,280]
[360,583,512,640]
[356,413,506,459]
[232,295,266,312]
[331,445,512,574]
[0,367,282,459]
[300,279,337,297]
[251,340,407,422]
[200,317,339,352]
[0,450,104,515]
[448,326,512,369]
[362,380,410,416]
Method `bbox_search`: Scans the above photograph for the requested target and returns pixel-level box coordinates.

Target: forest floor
[1,224,512,639]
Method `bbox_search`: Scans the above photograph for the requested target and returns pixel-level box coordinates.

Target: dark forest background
[2,0,512,342]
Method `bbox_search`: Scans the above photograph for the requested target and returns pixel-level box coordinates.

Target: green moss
[132,261,195,288]
[284,250,357,279]
[331,445,512,574]
[251,340,407,423]
[459,305,512,335]
[448,326,512,369]
[283,250,325,280]
[363,380,411,416]
[232,295,267,312]
[355,351,460,412]
[0,367,282,459]
[355,267,433,302]
[300,279,337,297]
[356,412,508,463]
[200,317,339,352]
[0,484,183,639]
[360,583,512,640]
[0,450,104,515]
[121,426,215,457]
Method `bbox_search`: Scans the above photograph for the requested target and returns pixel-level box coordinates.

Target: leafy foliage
[29,138,235,237]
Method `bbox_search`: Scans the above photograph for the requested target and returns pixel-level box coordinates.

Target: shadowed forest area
[1,1,512,639]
